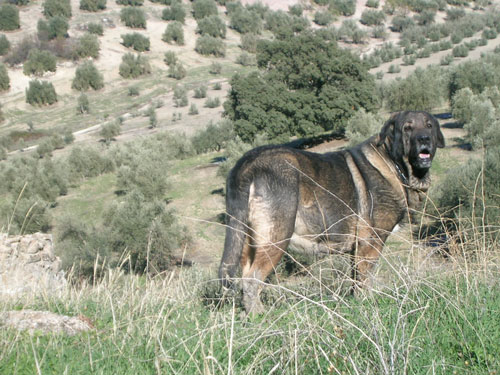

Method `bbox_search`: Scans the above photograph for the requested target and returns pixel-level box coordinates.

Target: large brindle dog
[219,111,445,314]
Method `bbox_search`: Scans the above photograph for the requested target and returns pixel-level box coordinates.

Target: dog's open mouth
[417,148,432,167]
[418,151,431,160]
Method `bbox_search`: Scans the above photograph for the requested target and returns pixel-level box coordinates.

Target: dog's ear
[435,120,445,148]
[377,112,399,146]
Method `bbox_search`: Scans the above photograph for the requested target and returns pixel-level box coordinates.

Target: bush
[80,0,106,11]
[100,122,120,142]
[288,4,302,16]
[204,96,220,108]
[148,107,157,128]
[0,63,9,92]
[345,108,382,146]
[121,33,150,51]
[313,11,333,26]
[446,7,465,21]
[0,35,10,56]
[240,33,258,53]
[483,28,497,40]
[162,3,185,23]
[360,9,385,26]
[195,35,225,57]
[383,66,447,112]
[229,6,262,34]
[193,85,207,98]
[162,21,184,45]
[188,103,199,115]
[43,0,72,18]
[192,0,218,20]
[128,86,139,96]
[213,81,221,90]
[119,53,151,78]
[116,0,143,5]
[23,49,57,76]
[236,51,255,66]
[339,20,368,44]
[329,0,355,17]
[72,61,104,90]
[387,64,401,73]
[163,51,177,66]
[264,10,309,38]
[452,44,469,58]
[120,7,146,28]
[26,80,58,106]
[372,25,388,39]
[173,85,188,107]
[38,16,69,40]
[414,9,435,26]
[77,93,90,114]
[167,62,186,80]
[391,15,414,32]
[209,61,221,74]
[87,22,103,35]
[76,33,100,58]
[196,15,226,38]
[448,55,500,98]
[192,120,234,153]
[366,0,378,7]
[440,54,454,65]
[0,4,20,31]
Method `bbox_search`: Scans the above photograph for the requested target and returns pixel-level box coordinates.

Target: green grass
[1,265,499,374]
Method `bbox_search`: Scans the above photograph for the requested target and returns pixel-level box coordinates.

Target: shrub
[414,9,435,26]
[128,86,139,96]
[77,93,90,114]
[196,15,226,38]
[76,33,100,58]
[204,96,220,108]
[188,103,199,115]
[0,4,21,31]
[80,0,106,11]
[313,11,333,26]
[195,35,225,57]
[100,122,120,142]
[360,9,385,26]
[345,108,382,146]
[0,63,9,92]
[193,85,207,98]
[229,7,262,34]
[483,28,497,40]
[192,0,218,20]
[121,32,150,51]
[167,62,186,80]
[72,61,104,90]
[403,54,416,65]
[116,0,143,5]
[119,53,151,78]
[372,25,388,39]
[162,3,185,23]
[173,85,188,107]
[209,61,221,74]
[191,120,234,153]
[38,16,69,40]
[439,40,452,50]
[446,7,465,21]
[329,0,355,16]
[87,22,103,35]
[339,19,368,43]
[213,82,222,90]
[162,21,184,45]
[26,80,58,106]
[148,107,157,128]
[391,15,414,32]
[236,51,255,66]
[440,54,454,65]
[43,0,72,18]
[452,44,469,58]
[451,30,464,44]
[120,7,146,28]
[288,4,302,16]
[23,49,57,76]
[366,0,378,8]
[0,35,10,56]
[383,66,447,111]
[448,55,500,98]
[387,64,401,74]
[164,51,177,66]
[240,33,258,53]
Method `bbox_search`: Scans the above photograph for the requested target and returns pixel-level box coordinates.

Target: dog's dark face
[378,111,445,175]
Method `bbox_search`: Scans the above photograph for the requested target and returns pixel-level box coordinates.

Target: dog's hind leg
[241,182,297,314]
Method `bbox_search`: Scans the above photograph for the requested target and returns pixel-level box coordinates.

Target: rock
[0,310,93,336]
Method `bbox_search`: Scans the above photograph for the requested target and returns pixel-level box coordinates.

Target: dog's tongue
[419,153,430,159]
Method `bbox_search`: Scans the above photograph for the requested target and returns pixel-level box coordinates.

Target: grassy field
[1,250,499,374]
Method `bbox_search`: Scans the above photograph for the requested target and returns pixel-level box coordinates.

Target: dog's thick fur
[219,111,445,313]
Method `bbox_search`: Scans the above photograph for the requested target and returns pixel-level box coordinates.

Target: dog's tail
[218,175,250,288]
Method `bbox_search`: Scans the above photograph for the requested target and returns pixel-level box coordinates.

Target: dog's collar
[394,162,409,185]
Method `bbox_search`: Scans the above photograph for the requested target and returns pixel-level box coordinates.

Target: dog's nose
[417,134,431,143]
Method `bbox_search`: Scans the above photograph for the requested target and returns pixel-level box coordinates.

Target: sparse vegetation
[43,0,72,18]
[23,49,57,76]
[121,32,150,51]
[76,33,100,58]
[192,0,218,20]
[87,22,103,35]
[195,35,225,57]
[196,15,226,38]
[37,16,70,40]
[0,34,10,56]
[80,0,106,11]
[120,7,146,28]
[161,2,185,23]
[0,63,9,92]
[162,21,184,45]
[77,93,90,114]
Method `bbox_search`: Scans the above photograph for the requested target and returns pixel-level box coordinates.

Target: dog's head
[377,111,445,176]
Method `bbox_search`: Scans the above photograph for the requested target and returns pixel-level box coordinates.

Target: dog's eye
[426,122,432,128]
